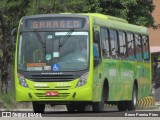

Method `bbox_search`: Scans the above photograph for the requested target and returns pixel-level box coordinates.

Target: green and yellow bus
[12,13,151,112]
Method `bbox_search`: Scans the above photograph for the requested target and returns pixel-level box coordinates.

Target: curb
[104,96,156,109]
[137,96,155,107]
[104,104,117,108]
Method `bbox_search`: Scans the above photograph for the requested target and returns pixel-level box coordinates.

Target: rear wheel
[127,85,137,111]
[32,102,45,113]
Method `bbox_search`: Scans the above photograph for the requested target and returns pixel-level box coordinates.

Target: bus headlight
[77,72,89,87]
[18,73,28,88]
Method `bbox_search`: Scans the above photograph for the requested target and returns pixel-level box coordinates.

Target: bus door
[92,29,103,101]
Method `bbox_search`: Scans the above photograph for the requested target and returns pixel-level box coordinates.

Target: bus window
[109,29,118,59]
[101,28,110,58]
[22,32,45,63]
[127,33,135,60]
[114,30,119,58]
[94,30,101,67]
[142,36,149,61]
[135,34,143,61]
[118,31,127,59]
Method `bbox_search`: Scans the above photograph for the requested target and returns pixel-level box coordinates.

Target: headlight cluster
[17,73,28,88]
[77,72,89,87]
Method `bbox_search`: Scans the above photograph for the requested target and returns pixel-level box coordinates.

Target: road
[0,109,160,120]
[0,87,160,119]
[0,101,160,117]
[0,105,160,120]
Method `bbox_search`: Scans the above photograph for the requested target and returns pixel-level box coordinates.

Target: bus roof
[21,13,148,35]
[80,13,148,35]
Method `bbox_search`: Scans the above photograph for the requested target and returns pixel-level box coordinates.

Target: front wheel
[66,104,76,112]
[92,101,104,112]
[32,102,45,113]
[92,87,106,112]
[66,103,90,112]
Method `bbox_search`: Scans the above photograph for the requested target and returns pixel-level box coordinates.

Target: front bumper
[16,83,93,102]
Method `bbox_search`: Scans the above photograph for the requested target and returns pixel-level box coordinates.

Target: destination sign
[26,18,84,29]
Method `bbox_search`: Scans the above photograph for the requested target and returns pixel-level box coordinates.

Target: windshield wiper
[34,30,46,48]
[59,29,74,48]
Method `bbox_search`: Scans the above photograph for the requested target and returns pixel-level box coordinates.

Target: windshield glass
[18,31,89,71]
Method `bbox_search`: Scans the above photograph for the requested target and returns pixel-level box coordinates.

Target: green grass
[0,91,32,110]
[0,91,17,109]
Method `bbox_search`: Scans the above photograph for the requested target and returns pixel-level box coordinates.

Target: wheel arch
[132,79,138,100]
[102,78,109,101]
[134,79,138,93]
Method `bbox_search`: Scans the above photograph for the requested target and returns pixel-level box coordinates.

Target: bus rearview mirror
[11,28,17,46]
[93,31,99,43]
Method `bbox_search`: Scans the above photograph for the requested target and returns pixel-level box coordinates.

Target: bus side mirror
[10,28,17,49]
[93,31,100,43]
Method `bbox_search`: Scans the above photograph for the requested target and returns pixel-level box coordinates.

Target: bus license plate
[46,91,58,96]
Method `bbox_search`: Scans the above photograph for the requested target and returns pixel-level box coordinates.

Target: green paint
[14,13,151,104]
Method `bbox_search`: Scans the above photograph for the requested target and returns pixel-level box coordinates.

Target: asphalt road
[1,110,160,120]
[0,104,160,120]
[0,86,160,119]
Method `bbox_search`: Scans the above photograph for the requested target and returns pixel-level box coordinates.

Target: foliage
[0,91,16,109]
[98,0,155,27]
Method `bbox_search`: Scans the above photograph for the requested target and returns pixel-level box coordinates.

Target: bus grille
[27,75,78,82]
[34,93,70,99]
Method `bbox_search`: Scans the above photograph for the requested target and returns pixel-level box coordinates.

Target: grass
[0,91,32,110]
[0,91,17,109]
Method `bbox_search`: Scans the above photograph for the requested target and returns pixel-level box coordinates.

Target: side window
[127,33,135,60]
[118,31,127,59]
[135,34,143,61]
[142,36,150,61]
[101,28,110,58]
[109,29,118,58]
[93,30,101,67]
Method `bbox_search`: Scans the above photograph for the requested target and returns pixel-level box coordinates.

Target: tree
[97,0,155,27]
[0,0,30,94]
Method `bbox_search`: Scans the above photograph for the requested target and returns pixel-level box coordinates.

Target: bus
[11,13,151,112]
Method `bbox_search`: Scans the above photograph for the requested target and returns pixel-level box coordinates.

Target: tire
[66,104,76,112]
[32,102,45,113]
[77,104,91,112]
[127,85,137,111]
[92,87,106,112]
[66,103,90,112]
[117,101,127,111]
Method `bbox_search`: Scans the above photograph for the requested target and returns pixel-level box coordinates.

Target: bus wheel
[67,103,90,112]
[127,85,137,111]
[117,101,127,111]
[92,88,105,112]
[32,102,45,113]
[66,104,76,112]
[77,104,91,112]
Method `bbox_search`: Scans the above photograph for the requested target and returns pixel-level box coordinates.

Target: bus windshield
[18,31,89,72]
